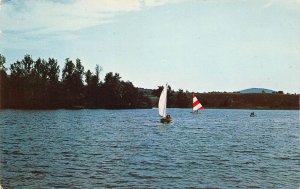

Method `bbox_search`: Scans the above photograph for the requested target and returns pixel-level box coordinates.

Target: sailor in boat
[161,114,172,123]
[166,114,171,120]
[250,112,256,117]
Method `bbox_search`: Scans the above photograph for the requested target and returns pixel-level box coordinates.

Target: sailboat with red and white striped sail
[192,94,204,113]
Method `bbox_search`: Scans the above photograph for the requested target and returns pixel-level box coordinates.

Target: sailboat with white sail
[158,84,171,123]
[192,94,204,113]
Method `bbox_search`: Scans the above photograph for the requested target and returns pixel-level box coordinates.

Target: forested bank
[0,54,298,110]
[192,93,299,110]
[0,54,152,109]
[149,87,299,110]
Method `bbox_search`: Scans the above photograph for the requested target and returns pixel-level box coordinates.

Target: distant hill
[239,88,274,94]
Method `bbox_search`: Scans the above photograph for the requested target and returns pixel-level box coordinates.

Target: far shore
[1,106,299,111]
[1,92,299,110]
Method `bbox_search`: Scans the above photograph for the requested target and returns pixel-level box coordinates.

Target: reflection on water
[0,109,299,188]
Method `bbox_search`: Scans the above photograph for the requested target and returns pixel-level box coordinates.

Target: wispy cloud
[262,0,273,8]
[0,0,178,34]
[262,0,300,8]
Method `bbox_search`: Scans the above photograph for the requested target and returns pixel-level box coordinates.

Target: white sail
[158,85,167,117]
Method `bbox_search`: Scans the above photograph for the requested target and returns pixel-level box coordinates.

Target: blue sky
[1,0,300,93]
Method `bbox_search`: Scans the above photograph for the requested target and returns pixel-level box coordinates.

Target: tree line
[2,54,296,110]
[150,86,299,110]
[0,54,154,109]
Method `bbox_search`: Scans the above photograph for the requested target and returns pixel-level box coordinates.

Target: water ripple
[0,109,299,188]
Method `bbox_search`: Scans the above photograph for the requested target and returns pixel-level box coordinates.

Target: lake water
[0,109,299,188]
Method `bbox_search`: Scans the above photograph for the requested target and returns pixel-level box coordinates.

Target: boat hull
[160,118,172,124]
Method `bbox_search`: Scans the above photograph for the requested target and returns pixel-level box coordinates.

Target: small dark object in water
[250,112,256,117]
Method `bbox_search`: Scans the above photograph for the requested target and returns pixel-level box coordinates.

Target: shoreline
[1,107,299,111]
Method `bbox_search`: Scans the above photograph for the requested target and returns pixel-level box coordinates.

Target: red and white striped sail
[193,94,204,111]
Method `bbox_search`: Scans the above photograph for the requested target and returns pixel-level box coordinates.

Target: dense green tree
[175,89,190,108]
[85,70,92,85]
[62,58,85,108]
[62,58,74,80]
[120,81,138,108]
[101,72,122,108]
[152,85,164,97]
[0,54,8,108]
[45,58,60,108]
[166,85,175,107]
[136,91,153,108]
[84,65,102,108]
[33,58,47,80]
[23,54,34,76]
[75,58,84,81]
[1,54,154,109]
[98,72,151,109]
[9,55,36,108]
[47,58,60,84]
[31,58,48,107]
